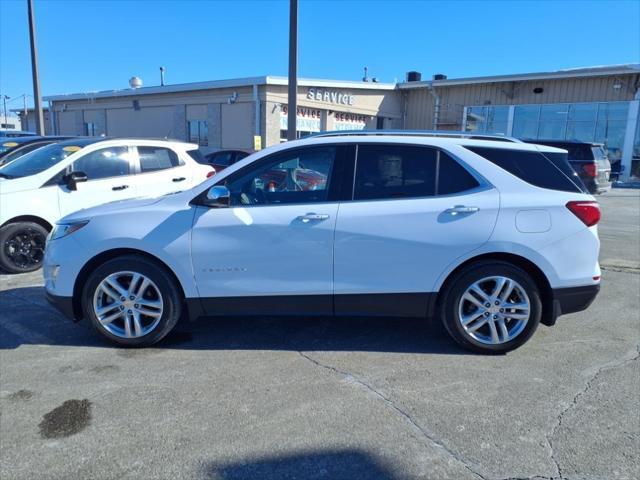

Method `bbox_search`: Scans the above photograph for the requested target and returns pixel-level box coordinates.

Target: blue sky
[1,0,639,108]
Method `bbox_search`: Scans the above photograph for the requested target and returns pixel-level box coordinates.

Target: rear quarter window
[465,146,586,193]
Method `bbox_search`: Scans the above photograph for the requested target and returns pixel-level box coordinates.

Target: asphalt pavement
[1,190,638,480]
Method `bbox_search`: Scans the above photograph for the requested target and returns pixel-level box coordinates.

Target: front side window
[224,146,335,206]
[72,147,130,180]
[137,146,181,173]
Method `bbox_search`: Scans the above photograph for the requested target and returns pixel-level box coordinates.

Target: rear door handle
[112,185,129,191]
[446,205,479,215]
[172,177,186,182]
[300,213,330,222]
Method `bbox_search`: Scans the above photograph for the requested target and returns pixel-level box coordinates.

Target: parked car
[203,149,250,172]
[0,136,75,166]
[44,132,600,354]
[0,138,214,273]
[523,140,611,194]
[0,130,38,138]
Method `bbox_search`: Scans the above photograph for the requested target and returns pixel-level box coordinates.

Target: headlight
[50,220,90,241]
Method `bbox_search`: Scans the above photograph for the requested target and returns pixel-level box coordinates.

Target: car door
[190,145,346,315]
[132,145,195,197]
[57,146,138,216]
[333,143,499,316]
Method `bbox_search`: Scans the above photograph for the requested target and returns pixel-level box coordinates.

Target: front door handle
[299,213,330,222]
[445,205,479,215]
[112,185,129,191]
[172,177,186,182]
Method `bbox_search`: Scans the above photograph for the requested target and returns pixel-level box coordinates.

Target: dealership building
[44,64,640,179]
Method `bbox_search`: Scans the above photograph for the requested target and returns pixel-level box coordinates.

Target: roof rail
[309,130,522,143]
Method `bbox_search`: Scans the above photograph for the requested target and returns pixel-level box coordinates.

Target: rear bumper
[553,284,600,316]
[46,291,77,321]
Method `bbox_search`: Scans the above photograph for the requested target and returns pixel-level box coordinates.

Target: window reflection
[467,101,631,167]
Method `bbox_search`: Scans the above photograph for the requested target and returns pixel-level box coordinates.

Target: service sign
[307,88,355,106]
[280,106,321,132]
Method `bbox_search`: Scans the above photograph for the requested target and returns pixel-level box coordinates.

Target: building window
[465,106,509,135]
[467,101,631,165]
[84,122,97,136]
[188,120,208,146]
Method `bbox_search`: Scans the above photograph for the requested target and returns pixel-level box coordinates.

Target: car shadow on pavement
[205,449,400,480]
[0,286,469,355]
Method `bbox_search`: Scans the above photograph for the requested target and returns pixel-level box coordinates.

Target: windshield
[0,143,84,179]
[0,140,20,155]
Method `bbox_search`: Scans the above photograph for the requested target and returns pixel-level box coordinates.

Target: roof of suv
[285,131,567,153]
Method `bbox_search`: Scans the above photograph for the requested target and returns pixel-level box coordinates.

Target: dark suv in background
[524,140,612,194]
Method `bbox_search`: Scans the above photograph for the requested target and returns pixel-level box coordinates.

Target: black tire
[439,261,542,354]
[81,255,182,347]
[0,222,48,273]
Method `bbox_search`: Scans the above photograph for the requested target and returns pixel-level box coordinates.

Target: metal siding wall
[404,74,638,130]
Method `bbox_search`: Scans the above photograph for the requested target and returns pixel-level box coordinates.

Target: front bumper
[46,291,77,321]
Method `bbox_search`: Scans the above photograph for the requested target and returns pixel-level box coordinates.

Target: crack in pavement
[545,345,640,480]
[600,265,640,274]
[296,351,488,480]
[298,347,640,480]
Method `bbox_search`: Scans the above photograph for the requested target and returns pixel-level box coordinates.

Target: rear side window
[438,153,480,194]
[354,145,436,200]
[353,145,479,201]
[466,146,585,193]
[137,146,181,173]
[186,149,206,164]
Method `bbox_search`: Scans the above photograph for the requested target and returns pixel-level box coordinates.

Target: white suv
[43,132,601,354]
[0,138,213,273]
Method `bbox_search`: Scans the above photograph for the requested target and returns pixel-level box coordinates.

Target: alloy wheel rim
[4,228,45,269]
[457,276,530,345]
[93,271,163,339]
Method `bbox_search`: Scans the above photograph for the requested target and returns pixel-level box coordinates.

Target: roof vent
[433,74,447,81]
[406,71,422,82]
[129,76,143,89]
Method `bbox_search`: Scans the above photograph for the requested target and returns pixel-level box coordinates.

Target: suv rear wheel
[440,261,542,354]
[0,221,48,273]
[81,255,182,347]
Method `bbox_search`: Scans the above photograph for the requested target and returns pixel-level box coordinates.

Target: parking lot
[0,190,638,480]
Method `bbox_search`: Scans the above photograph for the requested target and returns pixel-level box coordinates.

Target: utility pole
[287,0,298,141]
[27,0,45,135]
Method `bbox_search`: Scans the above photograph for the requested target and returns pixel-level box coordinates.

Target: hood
[60,195,168,223]
[0,175,39,194]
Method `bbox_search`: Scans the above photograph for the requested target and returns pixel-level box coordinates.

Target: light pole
[287,0,298,141]
[2,95,8,127]
[27,0,45,135]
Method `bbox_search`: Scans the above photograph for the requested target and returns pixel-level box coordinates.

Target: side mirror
[204,185,230,208]
[63,171,88,191]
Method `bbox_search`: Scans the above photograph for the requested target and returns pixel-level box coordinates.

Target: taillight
[566,201,600,227]
[206,167,216,178]
[582,163,597,177]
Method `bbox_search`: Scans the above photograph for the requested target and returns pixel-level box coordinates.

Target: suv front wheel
[440,261,542,354]
[81,255,182,347]
[0,221,48,273]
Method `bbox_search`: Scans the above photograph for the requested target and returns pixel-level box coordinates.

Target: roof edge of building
[398,64,640,89]
[44,75,396,102]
